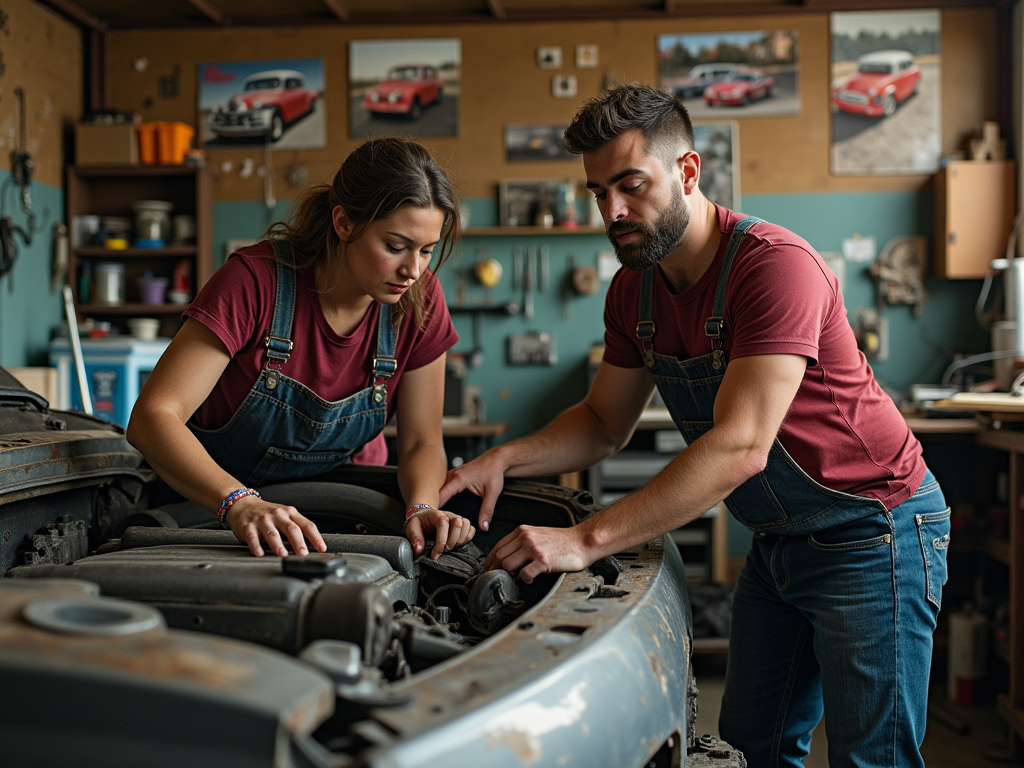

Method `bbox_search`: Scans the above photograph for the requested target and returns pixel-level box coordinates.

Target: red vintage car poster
[349,39,460,139]
[831,10,941,175]
[198,59,325,150]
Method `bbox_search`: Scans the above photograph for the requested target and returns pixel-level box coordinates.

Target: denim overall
[189,240,396,488]
[639,217,950,768]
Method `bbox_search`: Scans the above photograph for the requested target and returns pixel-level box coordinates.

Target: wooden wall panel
[106,9,998,201]
[1,0,82,188]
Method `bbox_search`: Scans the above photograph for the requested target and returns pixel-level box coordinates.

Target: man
[439,84,950,768]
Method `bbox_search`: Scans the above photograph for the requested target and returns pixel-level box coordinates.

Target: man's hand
[405,508,476,559]
[438,450,507,532]
[483,525,591,584]
[226,496,328,557]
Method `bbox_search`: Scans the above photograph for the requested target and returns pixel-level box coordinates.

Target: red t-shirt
[184,241,458,465]
[603,204,924,510]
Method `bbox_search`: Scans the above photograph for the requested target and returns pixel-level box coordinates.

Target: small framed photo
[576,44,599,69]
[537,46,562,69]
[505,124,576,162]
[552,74,578,98]
[499,179,566,227]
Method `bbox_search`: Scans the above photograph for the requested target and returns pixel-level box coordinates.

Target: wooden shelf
[75,246,197,258]
[693,636,729,655]
[464,225,605,236]
[78,303,189,314]
[69,164,204,178]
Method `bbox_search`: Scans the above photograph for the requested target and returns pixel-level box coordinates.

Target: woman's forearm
[127,406,246,513]
[396,439,448,509]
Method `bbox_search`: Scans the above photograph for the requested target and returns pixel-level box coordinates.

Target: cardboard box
[75,123,139,166]
[7,367,58,406]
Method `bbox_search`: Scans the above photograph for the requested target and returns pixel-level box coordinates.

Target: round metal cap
[23,596,166,636]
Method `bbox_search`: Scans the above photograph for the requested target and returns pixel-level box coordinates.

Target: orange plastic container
[156,121,195,165]
[137,122,160,165]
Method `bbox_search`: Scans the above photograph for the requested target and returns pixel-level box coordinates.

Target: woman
[127,137,474,561]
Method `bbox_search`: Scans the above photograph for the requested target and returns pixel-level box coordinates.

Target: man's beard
[607,185,689,271]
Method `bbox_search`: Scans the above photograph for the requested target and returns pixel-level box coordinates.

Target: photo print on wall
[693,122,740,210]
[349,38,460,139]
[830,9,940,175]
[198,59,325,150]
[505,124,577,163]
[658,30,800,119]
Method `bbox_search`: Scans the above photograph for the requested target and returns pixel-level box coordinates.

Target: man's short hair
[563,84,694,168]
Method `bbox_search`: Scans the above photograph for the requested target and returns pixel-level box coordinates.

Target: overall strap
[705,215,763,369]
[264,239,297,390]
[371,303,398,405]
[637,268,657,368]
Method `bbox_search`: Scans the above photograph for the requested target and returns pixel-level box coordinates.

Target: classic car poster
[658,30,800,119]
[830,10,940,175]
[693,122,740,210]
[349,39,460,139]
[198,59,325,150]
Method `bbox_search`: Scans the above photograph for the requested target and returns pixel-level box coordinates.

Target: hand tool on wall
[513,247,523,290]
[524,246,535,319]
[539,244,549,292]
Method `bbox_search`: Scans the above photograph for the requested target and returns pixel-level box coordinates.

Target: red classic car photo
[831,49,921,118]
[703,71,775,106]
[363,63,443,120]
[210,69,319,142]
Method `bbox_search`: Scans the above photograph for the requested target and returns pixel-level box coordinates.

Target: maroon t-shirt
[603,204,924,510]
[184,241,458,465]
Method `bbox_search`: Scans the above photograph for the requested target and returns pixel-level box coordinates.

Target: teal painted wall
[0,172,66,368]
[214,191,989,557]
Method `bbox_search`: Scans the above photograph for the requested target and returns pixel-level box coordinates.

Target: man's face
[584,130,691,271]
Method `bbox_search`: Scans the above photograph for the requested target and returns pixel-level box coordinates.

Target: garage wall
[106,10,997,200]
[0,0,82,368]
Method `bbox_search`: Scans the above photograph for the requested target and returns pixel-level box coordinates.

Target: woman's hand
[404,508,476,559]
[225,495,328,557]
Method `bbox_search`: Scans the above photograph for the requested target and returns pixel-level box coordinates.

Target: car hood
[839,72,895,92]
[230,89,281,108]
[706,81,748,93]
[371,80,420,95]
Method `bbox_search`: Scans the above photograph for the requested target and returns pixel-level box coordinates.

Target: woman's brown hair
[266,137,460,329]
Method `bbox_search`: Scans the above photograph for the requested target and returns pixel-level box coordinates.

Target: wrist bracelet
[217,487,261,527]
[405,503,432,520]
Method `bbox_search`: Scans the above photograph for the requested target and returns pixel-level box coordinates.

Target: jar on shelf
[131,200,174,246]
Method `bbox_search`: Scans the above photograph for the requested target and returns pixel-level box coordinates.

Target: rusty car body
[0,367,742,768]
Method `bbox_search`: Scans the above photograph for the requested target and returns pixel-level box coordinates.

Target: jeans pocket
[916,508,951,610]
[808,512,893,552]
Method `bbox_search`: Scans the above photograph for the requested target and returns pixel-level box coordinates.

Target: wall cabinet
[934,160,1016,279]
[65,165,212,338]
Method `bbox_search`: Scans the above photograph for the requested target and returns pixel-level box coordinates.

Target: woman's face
[332,204,446,304]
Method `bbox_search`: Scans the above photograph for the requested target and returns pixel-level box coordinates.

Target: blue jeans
[719,471,951,768]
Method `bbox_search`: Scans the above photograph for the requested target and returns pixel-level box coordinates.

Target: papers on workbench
[934,392,1024,413]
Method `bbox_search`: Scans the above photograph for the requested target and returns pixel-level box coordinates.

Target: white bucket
[947,611,987,705]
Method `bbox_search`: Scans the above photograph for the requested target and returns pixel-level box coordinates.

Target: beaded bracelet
[405,503,432,520]
[217,487,261,527]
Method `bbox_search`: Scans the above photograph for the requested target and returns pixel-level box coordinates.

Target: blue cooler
[50,336,171,427]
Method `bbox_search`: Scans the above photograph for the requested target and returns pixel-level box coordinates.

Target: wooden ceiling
[38,0,1009,31]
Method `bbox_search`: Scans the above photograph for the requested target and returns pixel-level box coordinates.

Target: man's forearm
[576,424,765,561]
[494,400,627,478]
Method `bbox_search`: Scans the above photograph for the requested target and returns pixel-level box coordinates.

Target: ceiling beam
[322,0,349,21]
[486,0,507,20]
[92,0,1001,28]
[185,0,229,25]
[37,0,107,31]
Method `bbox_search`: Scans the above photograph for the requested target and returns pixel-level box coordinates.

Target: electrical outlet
[853,307,888,362]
